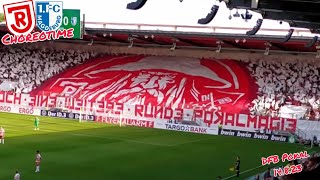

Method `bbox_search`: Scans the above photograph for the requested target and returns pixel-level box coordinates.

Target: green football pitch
[0,112,313,180]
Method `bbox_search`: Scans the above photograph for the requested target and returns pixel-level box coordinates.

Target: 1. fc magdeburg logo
[35,1,63,31]
[71,17,77,26]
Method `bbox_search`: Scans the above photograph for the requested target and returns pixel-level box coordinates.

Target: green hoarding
[60,9,81,39]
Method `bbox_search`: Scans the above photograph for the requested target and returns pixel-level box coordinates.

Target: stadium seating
[1,46,319,120]
[0,46,98,93]
[245,59,320,120]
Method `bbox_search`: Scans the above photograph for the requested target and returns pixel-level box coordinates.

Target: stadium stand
[0,46,99,93]
[0,46,319,120]
[245,59,320,120]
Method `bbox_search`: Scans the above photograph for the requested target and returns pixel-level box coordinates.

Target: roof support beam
[222,40,249,49]
[176,38,208,47]
[135,36,167,45]
[270,42,290,51]
[101,35,129,44]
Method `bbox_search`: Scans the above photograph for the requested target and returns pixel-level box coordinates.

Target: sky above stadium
[0,0,319,36]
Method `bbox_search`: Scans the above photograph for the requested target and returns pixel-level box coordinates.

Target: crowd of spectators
[0,46,98,93]
[0,45,319,120]
[245,59,320,120]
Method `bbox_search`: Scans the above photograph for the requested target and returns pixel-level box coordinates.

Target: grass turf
[0,112,312,180]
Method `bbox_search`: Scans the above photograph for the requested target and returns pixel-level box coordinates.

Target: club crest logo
[3,0,36,35]
[35,1,63,31]
[71,17,77,26]
[69,113,74,119]
[2,0,78,45]
[41,110,47,116]
[289,136,296,143]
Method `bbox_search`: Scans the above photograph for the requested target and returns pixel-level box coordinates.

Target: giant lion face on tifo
[35,56,256,113]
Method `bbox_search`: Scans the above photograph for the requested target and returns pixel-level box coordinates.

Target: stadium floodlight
[246,19,263,35]
[126,0,147,10]
[281,29,294,43]
[305,36,318,48]
[241,10,253,22]
[197,5,219,25]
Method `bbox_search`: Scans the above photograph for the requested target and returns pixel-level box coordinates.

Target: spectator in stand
[313,135,318,145]
[263,167,271,180]
[0,46,99,93]
[255,174,260,180]
[1,45,320,120]
[246,59,320,120]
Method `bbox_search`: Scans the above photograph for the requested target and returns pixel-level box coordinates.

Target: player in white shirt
[0,127,5,144]
[35,150,42,173]
[14,171,20,180]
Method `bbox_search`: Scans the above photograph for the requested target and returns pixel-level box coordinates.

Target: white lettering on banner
[220,130,235,136]
[96,116,154,128]
[0,92,298,132]
[165,123,208,134]
[56,112,67,118]
[21,93,36,106]
[253,133,269,140]
[154,119,218,135]
[2,92,320,140]
[271,135,287,142]
[74,114,94,121]
[237,131,251,138]
[48,111,56,117]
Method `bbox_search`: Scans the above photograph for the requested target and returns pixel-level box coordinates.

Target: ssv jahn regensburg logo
[1,0,75,45]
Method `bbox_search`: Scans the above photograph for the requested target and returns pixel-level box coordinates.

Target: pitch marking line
[1,123,211,147]
[41,128,214,147]
[2,124,171,147]
[0,117,215,147]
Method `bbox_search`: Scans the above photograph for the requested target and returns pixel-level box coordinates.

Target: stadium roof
[1,23,318,54]
[224,0,320,34]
